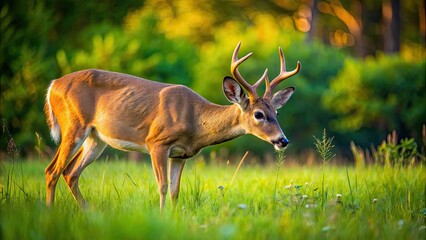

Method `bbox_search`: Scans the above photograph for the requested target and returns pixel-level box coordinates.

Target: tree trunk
[307,0,319,43]
[382,0,401,53]
[419,0,426,45]
[353,0,366,57]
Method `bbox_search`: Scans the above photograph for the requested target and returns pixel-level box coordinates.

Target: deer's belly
[96,131,148,152]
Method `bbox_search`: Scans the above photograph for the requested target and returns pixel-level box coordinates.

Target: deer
[44,42,301,211]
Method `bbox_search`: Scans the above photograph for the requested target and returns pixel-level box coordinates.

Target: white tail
[45,82,61,144]
[44,42,301,211]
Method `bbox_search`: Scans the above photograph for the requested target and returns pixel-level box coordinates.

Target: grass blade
[230,151,249,186]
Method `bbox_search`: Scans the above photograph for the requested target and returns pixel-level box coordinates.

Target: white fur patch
[96,131,147,152]
[46,81,61,144]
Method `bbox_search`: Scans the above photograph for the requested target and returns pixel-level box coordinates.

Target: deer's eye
[254,111,264,120]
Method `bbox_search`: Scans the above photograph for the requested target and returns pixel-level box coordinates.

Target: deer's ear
[223,76,249,109]
[271,87,295,109]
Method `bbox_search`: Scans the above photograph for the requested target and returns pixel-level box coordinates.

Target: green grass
[1,158,425,240]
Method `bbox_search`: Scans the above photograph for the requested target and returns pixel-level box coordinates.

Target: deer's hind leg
[62,130,106,209]
[45,126,91,207]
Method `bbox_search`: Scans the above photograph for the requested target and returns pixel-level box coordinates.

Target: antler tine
[230,42,257,99]
[268,47,301,91]
[253,68,268,90]
[264,72,270,90]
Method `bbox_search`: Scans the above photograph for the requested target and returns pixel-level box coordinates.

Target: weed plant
[314,128,336,209]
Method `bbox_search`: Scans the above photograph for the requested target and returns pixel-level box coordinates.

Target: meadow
[1,153,425,240]
[2,2,424,239]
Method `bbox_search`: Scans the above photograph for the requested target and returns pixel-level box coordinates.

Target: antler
[263,47,301,99]
[230,42,268,102]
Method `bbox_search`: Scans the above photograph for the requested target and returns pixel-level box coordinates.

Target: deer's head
[223,42,301,150]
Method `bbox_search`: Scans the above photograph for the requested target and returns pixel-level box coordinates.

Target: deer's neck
[198,103,246,147]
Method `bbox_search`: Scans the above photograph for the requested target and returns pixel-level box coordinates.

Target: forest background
[1,0,425,163]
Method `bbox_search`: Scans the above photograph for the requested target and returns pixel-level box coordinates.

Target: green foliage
[350,130,425,167]
[56,12,198,86]
[374,131,421,167]
[323,55,426,147]
[376,137,419,166]
[0,2,57,150]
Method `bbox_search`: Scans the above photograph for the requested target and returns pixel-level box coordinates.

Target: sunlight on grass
[1,159,425,240]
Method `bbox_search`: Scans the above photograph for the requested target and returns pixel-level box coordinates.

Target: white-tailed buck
[44,42,301,210]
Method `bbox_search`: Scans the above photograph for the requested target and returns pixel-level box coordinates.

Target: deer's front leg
[169,158,186,207]
[149,146,169,211]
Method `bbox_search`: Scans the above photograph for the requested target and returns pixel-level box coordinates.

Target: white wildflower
[398,220,404,229]
[285,180,293,189]
[238,204,247,210]
[322,226,332,232]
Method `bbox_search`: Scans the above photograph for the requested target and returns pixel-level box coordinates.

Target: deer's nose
[272,137,289,149]
[279,137,289,147]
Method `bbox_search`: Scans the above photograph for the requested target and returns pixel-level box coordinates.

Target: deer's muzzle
[271,136,289,150]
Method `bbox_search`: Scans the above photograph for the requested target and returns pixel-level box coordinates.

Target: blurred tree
[323,54,425,147]
[382,0,401,53]
[0,0,143,156]
[57,9,197,86]
[0,2,57,153]
[307,0,424,57]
